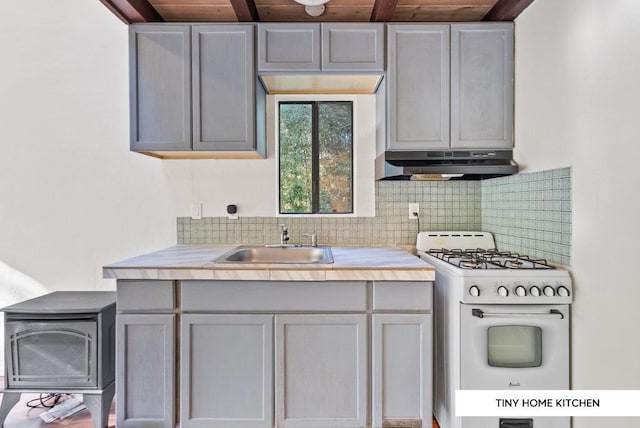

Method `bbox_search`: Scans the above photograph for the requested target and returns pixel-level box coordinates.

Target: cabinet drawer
[181,281,367,312]
[117,280,174,311]
[373,281,432,311]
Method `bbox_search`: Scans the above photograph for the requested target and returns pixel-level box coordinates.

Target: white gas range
[416,232,572,428]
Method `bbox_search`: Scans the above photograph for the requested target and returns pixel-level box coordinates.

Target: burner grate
[425,248,554,270]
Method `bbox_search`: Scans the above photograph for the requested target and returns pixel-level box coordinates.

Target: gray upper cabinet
[387,23,514,151]
[130,25,191,152]
[130,24,263,157]
[193,25,254,151]
[322,23,384,71]
[258,24,321,71]
[258,23,383,72]
[451,23,514,149]
[387,24,450,150]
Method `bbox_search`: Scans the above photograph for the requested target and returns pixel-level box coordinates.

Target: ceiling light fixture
[294,0,330,17]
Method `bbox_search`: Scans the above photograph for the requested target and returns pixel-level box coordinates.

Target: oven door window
[488,326,542,368]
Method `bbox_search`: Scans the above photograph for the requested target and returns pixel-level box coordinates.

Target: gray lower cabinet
[387,22,514,151]
[258,23,384,72]
[181,314,273,428]
[116,313,175,428]
[275,314,367,428]
[372,314,433,428]
[116,279,431,428]
[130,24,263,157]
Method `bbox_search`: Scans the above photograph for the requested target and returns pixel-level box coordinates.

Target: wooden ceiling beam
[483,0,535,21]
[230,0,260,22]
[370,0,398,22]
[99,0,164,24]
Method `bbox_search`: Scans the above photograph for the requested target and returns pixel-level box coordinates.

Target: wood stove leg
[84,382,115,428]
[0,392,20,427]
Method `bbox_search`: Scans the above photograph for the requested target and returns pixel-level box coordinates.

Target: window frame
[270,93,376,218]
[277,100,354,215]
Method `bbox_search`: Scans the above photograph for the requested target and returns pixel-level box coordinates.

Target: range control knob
[543,285,556,297]
[557,286,570,297]
[529,286,541,297]
[497,286,509,297]
[469,285,480,297]
[515,285,527,297]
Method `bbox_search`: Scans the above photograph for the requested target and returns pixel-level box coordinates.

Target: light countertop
[103,245,435,281]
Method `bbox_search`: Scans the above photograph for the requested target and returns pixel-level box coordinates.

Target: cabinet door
[116,314,175,428]
[372,314,432,428]
[192,25,255,151]
[387,24,450,150]
[258,24,321,71]
[181,314,273,428]
[321,23,384,71]
[130,25,191,151]
[275,314,367,428]
[451,23,514,149]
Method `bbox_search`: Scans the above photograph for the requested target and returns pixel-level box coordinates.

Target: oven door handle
[472,308,565,319]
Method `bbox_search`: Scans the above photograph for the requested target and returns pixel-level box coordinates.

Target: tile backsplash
[178,167,572,266]
[481,167,572,266]
[178,180,481,247]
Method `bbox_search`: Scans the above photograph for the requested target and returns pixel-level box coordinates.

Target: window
[278,101,353,214]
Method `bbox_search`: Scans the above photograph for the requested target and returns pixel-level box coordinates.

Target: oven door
[459,303,570,428]
[461,303,569,389]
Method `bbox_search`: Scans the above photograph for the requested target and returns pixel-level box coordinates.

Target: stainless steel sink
[214,245,333,264]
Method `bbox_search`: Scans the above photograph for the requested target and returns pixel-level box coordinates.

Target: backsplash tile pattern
[481,167,572,266]
[178,180,482,247]
[178,167,572,266]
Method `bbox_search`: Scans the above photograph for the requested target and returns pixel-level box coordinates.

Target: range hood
[376,150,519,180]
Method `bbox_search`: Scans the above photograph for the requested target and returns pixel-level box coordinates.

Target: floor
[0,380,438,428]
[0,388,115,428]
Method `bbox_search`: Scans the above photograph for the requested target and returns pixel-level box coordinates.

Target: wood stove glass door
[5,317,98,389]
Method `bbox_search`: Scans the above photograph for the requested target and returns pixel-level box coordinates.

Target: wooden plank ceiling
[100,0,535,24]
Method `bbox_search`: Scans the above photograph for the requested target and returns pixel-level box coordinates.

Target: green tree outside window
[279,101,353,214]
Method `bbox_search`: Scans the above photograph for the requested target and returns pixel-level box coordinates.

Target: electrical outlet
[409,203,419,219]
[191,202,202,220]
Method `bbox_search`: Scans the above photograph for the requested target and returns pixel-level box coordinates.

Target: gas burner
[425,248,554,270]
[459,259,485,269]
[505,259,523,268]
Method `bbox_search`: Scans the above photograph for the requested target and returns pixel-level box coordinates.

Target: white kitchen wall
[515,1,640,426]
[0,0,267,369]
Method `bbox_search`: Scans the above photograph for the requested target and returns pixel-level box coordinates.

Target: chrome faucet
[304,232,318,247]
[280,224,290,245]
